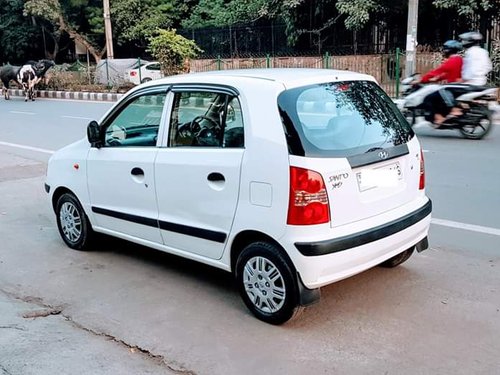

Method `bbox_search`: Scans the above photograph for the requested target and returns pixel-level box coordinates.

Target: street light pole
[405,0,419,77]
[103,0,114,59]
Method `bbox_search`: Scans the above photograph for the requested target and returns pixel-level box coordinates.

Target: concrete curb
[7,89,125,102]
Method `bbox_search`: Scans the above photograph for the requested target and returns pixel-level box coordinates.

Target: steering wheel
[189,115,220,133]
[106,124,126,146]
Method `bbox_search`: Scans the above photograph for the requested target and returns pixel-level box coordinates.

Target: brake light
[419,150,425,190]
[287,167,330,225]
[130,71,137,77]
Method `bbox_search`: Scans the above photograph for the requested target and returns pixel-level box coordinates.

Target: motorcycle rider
[414,40,463,125]
[459,31,492,86]
[434,32,494,126]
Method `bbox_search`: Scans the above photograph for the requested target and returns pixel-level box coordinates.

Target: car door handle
[207,172,225,182]
[131,167,144,176]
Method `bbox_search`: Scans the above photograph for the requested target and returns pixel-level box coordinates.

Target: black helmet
[459,31,483,48]
[443,40,462,55]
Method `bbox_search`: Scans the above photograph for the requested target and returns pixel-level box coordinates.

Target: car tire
[141,77,152,83]
[56,193,94,251]
[235,242,303,325]
[379,247,414,268]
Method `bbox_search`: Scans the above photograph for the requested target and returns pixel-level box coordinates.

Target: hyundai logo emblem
[378,151,389,159]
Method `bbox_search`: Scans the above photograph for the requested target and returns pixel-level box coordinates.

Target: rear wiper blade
[365,147,384,153]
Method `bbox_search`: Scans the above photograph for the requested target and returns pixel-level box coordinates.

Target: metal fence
[188,50,425,98]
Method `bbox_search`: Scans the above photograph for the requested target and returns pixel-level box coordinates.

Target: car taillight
[419,149,425,190]
[130,71,137,77]
[287,167,330,225]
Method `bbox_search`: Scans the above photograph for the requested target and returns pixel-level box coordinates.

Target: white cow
[17,65,37,102]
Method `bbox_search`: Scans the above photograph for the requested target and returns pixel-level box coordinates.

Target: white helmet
[459,31,483,48]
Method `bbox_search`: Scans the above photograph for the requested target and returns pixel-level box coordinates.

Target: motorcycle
[394,74,498,139]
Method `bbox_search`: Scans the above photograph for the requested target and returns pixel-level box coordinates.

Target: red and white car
[45,69,431,324]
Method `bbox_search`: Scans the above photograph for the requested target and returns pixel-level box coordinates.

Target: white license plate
[356,162,403,192]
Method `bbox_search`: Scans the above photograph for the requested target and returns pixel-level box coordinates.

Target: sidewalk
[0,289,175,374]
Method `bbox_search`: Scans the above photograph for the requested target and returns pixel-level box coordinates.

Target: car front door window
[104,93,165,147]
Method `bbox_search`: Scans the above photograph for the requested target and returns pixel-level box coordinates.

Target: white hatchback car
[46,69,431,324]
[127,61,164,85]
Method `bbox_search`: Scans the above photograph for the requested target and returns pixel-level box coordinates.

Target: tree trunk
[45,28,60,60]
[58,15,105,62]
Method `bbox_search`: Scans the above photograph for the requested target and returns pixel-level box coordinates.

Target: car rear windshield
[278,80,414,157]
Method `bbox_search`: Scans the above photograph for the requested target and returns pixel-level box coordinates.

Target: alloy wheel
[243,256,286,313]
[59,202,82,243]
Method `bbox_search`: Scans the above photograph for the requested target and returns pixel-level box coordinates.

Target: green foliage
[0,0,39,62]
[23,0,61,22]
[181,0,302,29]
[181,0,229,28]
[112,0,186,46]
[182,0,305,46]
[336,0,381,30]
[24,0,106,61]
[433,0,499,16]
[148,29,202,75]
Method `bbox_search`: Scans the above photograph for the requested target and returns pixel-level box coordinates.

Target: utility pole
[405,0,419,77]
[103,0,114,59]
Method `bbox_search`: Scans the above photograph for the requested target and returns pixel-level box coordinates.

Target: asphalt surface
[1,98,499,374]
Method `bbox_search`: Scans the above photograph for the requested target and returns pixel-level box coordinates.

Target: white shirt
[462,46,493,85]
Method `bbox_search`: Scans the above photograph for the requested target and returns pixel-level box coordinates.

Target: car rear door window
[278,81,414,158]
[169,91,244,148]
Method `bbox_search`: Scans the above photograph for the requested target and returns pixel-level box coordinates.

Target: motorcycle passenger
[420,40,463,84]
[415,40,463,125]
[459,31,492,86]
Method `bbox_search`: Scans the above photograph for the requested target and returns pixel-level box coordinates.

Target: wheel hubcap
[59,202,82,243]
[243,256,286,313]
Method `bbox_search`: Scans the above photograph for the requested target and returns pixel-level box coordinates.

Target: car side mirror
[87,121,102,148]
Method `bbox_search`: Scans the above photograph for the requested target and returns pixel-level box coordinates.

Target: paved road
[1,98,499,374]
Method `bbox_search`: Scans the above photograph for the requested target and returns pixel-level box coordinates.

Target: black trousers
[422,87,470,122]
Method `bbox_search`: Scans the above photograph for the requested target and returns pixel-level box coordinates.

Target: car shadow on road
[89,234,424,328]
[93,234,236,293]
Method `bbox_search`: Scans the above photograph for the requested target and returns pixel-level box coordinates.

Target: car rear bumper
[295,200,431,256]
[286,199,432,289]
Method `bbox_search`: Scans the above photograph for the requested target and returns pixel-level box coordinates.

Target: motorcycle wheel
[459,110,493,140]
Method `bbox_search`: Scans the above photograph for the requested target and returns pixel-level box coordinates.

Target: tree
[0,0,40,63]
[24,0,106,62]
[433,0,499,17]
[111,0,187,47]
[148,29,202,75]
[336,0,385,30]
[335,0,499,31]
[182,0,307,29]
[434,0,500,37]
[182,0,306,46]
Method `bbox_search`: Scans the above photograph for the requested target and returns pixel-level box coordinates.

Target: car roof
[138,68,376,92]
